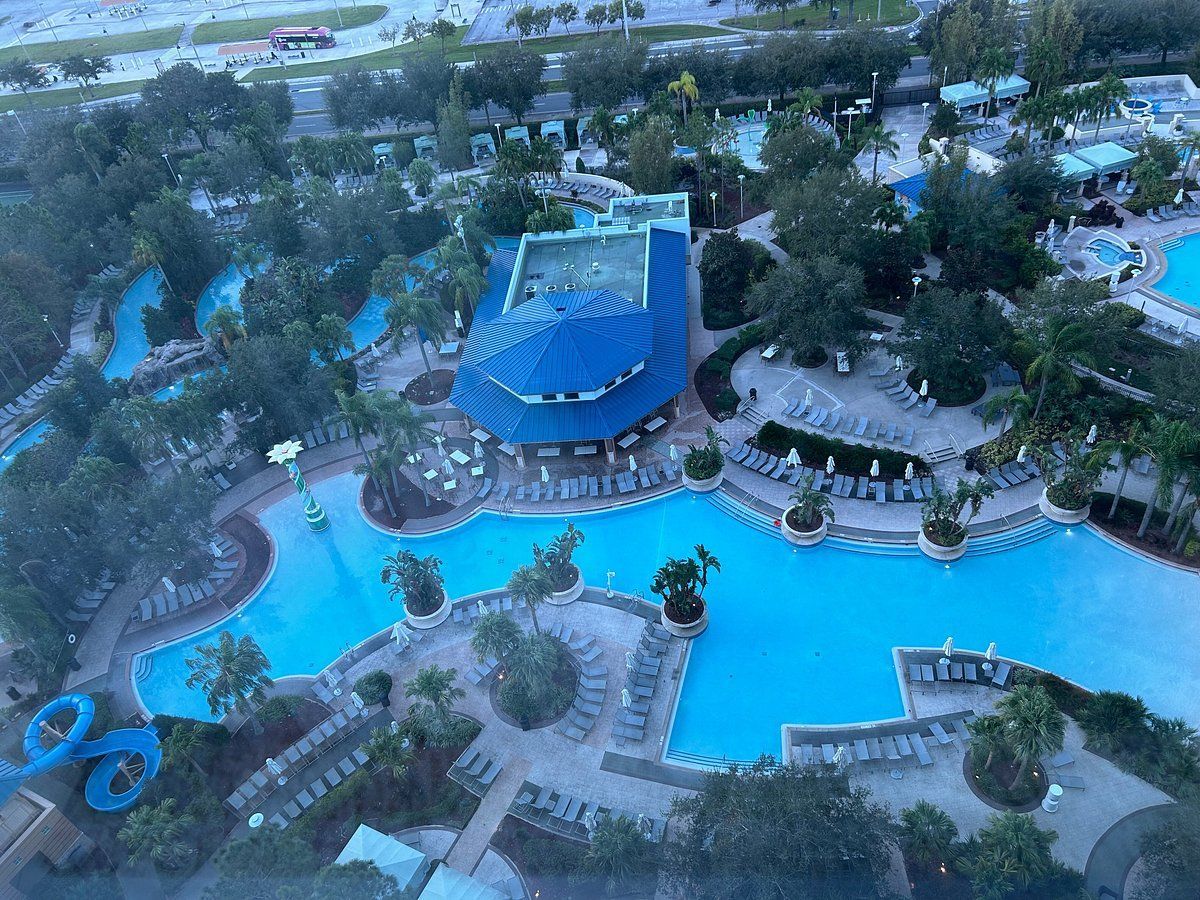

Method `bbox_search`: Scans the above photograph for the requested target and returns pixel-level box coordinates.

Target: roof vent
[524,284,537,294]
[546,284,558,292]
[564,282,576,290]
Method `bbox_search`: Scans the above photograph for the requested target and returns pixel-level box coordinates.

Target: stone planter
[781,509,828,546]
[546,568,585,605]
[918,527,968,562]
[1039,488,1091,525]
[661,601,708,639]
[406,590,451,629]
[682,469,723,493]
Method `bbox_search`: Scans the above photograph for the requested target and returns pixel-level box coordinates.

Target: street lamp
[494,122,503,147]
[42,315,63,349]
[871,71,879,113]
[709,191,718,228]
[922,101,930,124]
[161,152,181,186]
[737,173,745,219]
[6,109,26,137]
[911,275,922,299]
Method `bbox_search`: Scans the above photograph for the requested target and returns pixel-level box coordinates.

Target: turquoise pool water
[729,124,767,171]
[0,420,51,474]
[1087,237,1140,267]
[1156,231,1200,308]
[103,268,164,381]
[134,473,1200,762]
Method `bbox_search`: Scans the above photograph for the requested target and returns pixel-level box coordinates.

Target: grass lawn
[721,0,918,29]
[191,5,388,47]
[0,27,183,65]
[240,23,732,82]
[0,79,146,113]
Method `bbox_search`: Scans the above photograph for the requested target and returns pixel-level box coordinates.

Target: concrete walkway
[1085,802,1176,898]
[443,757,531,875]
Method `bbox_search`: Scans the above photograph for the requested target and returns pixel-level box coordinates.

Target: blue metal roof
[471,290,652,395]
[891,172,928,201]
[451,228,688,443]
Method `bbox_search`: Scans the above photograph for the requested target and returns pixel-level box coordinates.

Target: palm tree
[381,398,438,508]
[980,387,1032,437]
[131,230,174,296]
[312,314,355,362]
[791,87,823,117]
[507,563,552,633]
[1138,416,1198,539]
[230,241,267,280]
[159,722,209,777]
[404,664,465,744]
[1098,422,1151,519]
[354,446,400,519]
[787,474,835,528]
[336,389,386,472]
[995,684,1065,783]
[73,122,108,184]
[471,610,522,663]
[977,812,1057,891]
[183,630,274,730]
[382,292,445,380]
[668,71,699,125]
[1090,71,1129,141]
[1172,474,1200,555]
[967,715,1008,769]
[361,725,414,780]
[694,544,720,593]
[1160,456,1199,539]
[860,124,899,183]
[899,801,958,870]
[581,814,652,896]
[1022,319,1096,418]
[446,262,488,322]
[112,395,173,471]
[506,632,560,694]
[974,47,1015,123]
[589,106,618,149]
[118,798,195,869]
[204,305,246,352]
[1076,690,1149,755]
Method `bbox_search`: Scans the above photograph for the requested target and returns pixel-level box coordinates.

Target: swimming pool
[103,268,164,381]
[726,124,767,172]
[134,473,1200,763]
[1086,237,1141,267]
[0,420,52,475]
[1155,231,1200,309]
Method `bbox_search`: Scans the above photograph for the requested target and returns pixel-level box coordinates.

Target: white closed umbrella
[895,355,904,371]
[323,669,339,689]
[826,456,835,474]
[832,745,845,766]
[442,458,454,476]
[767,97,773,112]
[477,599,489,617]
[1017,445,1028,463]
[870,459,880,477]
[622,688,632,708]
[540,465,550,483]
[350,691,365,710]
[266,757,284,776]
[904,462,914,481]
[919,379,929,398]
[1175,187,1185,205]
[473,440,485,459]
[629,455,637,471]
[209,541,222,558]
[454,309,464,330]
[669,444,679,462]
[943,636,954,658]
[1086,424,1098,445]
[985,642,997,661]
[805,388,813,406]
[371,342,382,359]
[391,621,410,647]
[162,576,177,593]
[786,447,801,467]
[626,652,637,671]
[434,435,446,456]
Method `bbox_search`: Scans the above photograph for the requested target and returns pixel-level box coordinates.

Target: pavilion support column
[604,438,616,465]
[515,443,527,469]
[672,394,682,418]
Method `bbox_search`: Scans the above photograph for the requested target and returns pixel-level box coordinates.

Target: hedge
[755,420,927,478]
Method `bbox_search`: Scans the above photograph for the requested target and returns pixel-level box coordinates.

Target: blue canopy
[940,74,1031,109]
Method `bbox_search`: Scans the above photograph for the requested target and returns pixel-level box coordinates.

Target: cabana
[1052,152,1097,194]
[575,116,592,145]
[504,125,530,146]
[1074,141,1138,178]
[418,863,505,900]
[541,119,566,147]
[372,142,395,169]
[470,132,496,165]
[336,825,429,893]
[940,74,1031,110]
[414,135,438,162]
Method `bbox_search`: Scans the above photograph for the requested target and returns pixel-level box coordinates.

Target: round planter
[546,568,585,606]
[682,469,723,493]
[918,527,968,562]
[1039,488,1091,525]
[661,602,708,639]
[405,590,452,630]
[781,508,828,546]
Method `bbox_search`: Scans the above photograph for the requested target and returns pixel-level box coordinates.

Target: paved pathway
[1085,802,1176,898]
[444,757,531,874]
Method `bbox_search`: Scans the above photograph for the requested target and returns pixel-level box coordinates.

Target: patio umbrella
[805,388,813,407]
[629,455,637,471]
[626,652,637,671]
[473,440,484,459]
[454,310,464,330]
[669,444,679,462]
[1175,187,1185,205]
[826,456,835,474]
[895,355,904,371]
[540,465,550,483]
[622,688,632,708]
[266,757,284,776]
[1017,445,1028,463]
[209,541,222,558]
[442,458,454,476]
[350,691,365,710]
[870,460,880,477]
[943,636,954,658]
[904,462,914,481]
[391,621,411,647]
[919,379,929,398]
[985,642,997,661]
[323,670,339,689]
[714,108,721,120]
[1086,424,1098,445]
[477,599,488,618]
[370,342,381,359]
[434,435,446,456]
[832,745,845,767]
[767,97,773,112]
[786,448,801,467]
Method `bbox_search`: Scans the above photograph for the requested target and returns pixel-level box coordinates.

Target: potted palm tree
[651,544,720,638]
[683,426,728,493]
[381,550,450,628]
[918,478,995,562]
[1038,443,1104,525]
[534,523,587,604]
[781,474,834,546]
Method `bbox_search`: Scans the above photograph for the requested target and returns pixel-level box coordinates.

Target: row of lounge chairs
[302,420,350,449]
[1042,750,1085,790]
[511,780,666,843]
[795,715,977,769]
[67,571,117,623]
[554,625,609,742]
[614,622,671,747]
[0,357,72,427]
[271,745,372,829]
[226,706,371,815]
[1146,201,1200,223]
[539,178,622,201]
[454,593,529,629]
[727,443,934,502]
[132,535,240,624]
[514,463,677,503]
[448,747,504,796]
[782,398,918,448]
[908,658,1012,690]
[874,376,939,417]
[980,457,1042,491]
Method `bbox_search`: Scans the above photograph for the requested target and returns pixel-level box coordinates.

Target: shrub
[755,420,925,477]
[695,324,764,418]
[699,231,776,330]
[683,426,726,480]
[352,670,393,706]
[257,695,303,724]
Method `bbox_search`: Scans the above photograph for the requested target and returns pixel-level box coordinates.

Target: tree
[118,798,194,869]
[507,563,552,633]
[995,684,1066,783]
[131,230,174,295]
[471,610,523,663]
[1098,422,1152,519]
[555,2,580,33]
[312,313,355,362]
[787,475,835,529]
[361,725,415,780]
[667,71,699,125]
[899,801,958,871]
[1023,0,1082,95]
[381,549,445,617]
[404,663,467,745]
[663,758,895,898]
[967,714,1008,769]
[562,39,647,111]
[920,478,995,545]
[0,60,50,107]
[859,124,899,182]
[980,386,1032,437]
[379,23,402,47]
[1077,690,1150,756]
[526,197,576,234]
[406,158,436,197]
[436,72,473,170]
[1137,799,1200,898]
[381,290,445,379]
[968,811,1060,894]
[58,54,113,98]
[974,46,1015,121]
[579,814,658,896]
[475,45,547,124]
[184,631,274,728]
[1137,416,1199,539]
[207,825,319,898]
[626,117,677,195]
[140,64,248,150]
[747,255,869,363]
[428,18,457,51]
[1020,318,1096,418]
[894,286,1007,391]
[753,0,793,28]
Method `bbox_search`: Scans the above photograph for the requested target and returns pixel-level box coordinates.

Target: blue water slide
[22,694,95,774]
[78,726,162,813]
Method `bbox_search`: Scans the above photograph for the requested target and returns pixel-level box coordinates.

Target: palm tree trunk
[1108,464,1130,519]
[1162,479,1187,536]
[527,602,541,634]
[1175,518,1194,555]
[1137,487,1160,539]
[1033,369,1050,419]
[999,411,1009,436]
[417,336,433,379]
[378,477,397,518]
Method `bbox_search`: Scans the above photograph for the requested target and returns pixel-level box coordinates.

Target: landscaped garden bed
[404,368,455,405]
[361,474,456,530]
[695,324,763,418]
[904,368,985,408]
[755,420,926,478]
[1089,493,1199,570]
[491,641,577,728]
[965,752,1047,811]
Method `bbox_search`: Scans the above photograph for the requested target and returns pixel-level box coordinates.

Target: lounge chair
[825,411,842,431]
[855,476,869,499]
[909,734,934,766]
[921,664,934,681]
[855,418,869,437]
[950,662,964,680]
[885,382,909,397]
[1049,750,1074,768]
[987,467,1011,488]
[964,662,977,681]
[729,444,751,463]
[953,719,973,742]
[991,661,1012,688]
[1054,773,1085,789]
[894,733,913,757]
[929,722,953,745]
[908,663,924,682]
[936,663,950,680]
[741,449,762,468]
[882,735,901,760]
[811,408,830,428]
[782,398,799,416]
[899,394,920,411]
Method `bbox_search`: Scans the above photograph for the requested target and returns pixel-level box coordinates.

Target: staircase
[664,746,761,769]
[1160,237,1184,252]
[963,519,1058,556]
[738,403,768,429]
[132,655,153,683]
[706,491,780,540]
[922,441,959,465]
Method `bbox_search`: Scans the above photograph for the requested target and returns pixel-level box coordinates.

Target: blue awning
[940,74,1031,109]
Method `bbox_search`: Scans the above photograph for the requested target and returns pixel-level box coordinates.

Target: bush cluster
[755,421,926,478]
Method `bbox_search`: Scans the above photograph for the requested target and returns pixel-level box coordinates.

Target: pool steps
[1159,238,1184,252]
[664,747,759,769]
[132,655,153,683]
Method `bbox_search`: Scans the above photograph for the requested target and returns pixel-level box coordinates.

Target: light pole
[709,191,718,228]
[737,173,745,219]
[9,24,31,62]
[911,275,922,299]
[922,101,930,124]
[267,440,330,532]
[6,110,27,137]
[35,1,61,42]
[871,71,879,114]
[494,122,503,147]
[161,152,181,186]
[42,315,63,349]
[453,214,469,254]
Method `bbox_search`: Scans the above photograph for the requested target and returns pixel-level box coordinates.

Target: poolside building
[939,74,1031,112]
[450,193,691,467]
